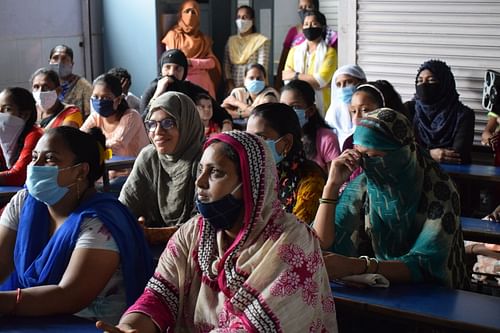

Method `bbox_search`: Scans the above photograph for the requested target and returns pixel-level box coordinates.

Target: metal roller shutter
[320,0,339,28]
[356,0,500,143]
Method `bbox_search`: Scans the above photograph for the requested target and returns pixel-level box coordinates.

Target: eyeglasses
[144,118,176,132]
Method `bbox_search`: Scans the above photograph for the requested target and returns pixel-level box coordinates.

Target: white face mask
[0,112,26,168]
[236,19,253,34]
[33,90,59,111]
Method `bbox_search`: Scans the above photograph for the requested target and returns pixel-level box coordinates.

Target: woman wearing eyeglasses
[119,91,204,244]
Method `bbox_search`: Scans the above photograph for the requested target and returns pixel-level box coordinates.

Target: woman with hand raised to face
[313,108,469,289]
[0,126,152,323]
[97,130,337,333]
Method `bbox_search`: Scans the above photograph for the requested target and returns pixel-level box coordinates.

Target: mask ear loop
[231,183,243,195]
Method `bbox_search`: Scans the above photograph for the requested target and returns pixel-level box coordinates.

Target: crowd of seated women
[0,0,499,331]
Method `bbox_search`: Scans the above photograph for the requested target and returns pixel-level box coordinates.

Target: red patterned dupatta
[125,131,338,332]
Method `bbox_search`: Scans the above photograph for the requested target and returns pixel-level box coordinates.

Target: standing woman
[31,68,83,129]
[0,88,43,186]
[81,74,149,190]
[280,79,340,173]
[119,92,204,244]
[247,103,325,224]
[162,0,221,99]
[282,10,337,116]
[405,59,475,164]
[0,127,152,323]
[222,63,279,129]
[223,5,270,93]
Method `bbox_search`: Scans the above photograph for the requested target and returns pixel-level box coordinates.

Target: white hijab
[324,64,366,148]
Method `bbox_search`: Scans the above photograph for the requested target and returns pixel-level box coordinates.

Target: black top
[405,100,475,164]
[140,77,232,128]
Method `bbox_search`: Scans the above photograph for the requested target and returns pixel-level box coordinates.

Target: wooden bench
[331,282,500,333]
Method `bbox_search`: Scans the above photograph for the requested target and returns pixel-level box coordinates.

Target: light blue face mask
[245,79,266,95]
[294,108,308,127]
[26,164,79,205]
[337,85,356,104]
[265,136,285,165]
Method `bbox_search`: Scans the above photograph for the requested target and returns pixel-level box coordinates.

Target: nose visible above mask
[195,183,243,230]
[337,86,356,104]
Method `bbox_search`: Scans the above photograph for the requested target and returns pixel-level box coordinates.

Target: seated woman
[119,92,204,244]
[223,5,269,93]
[222,63,279,129]
[31,68,82,129]
[81,73,149,191]
[96,131,337,333]
[324,64,367,150]
[0,126,152,323]
[194,93,220,139]
[405,59,475,164]
[247,103,325,224]
[0,87,43,186]
[48,45,93,117]
[283,10,337,116]
[280,79,340,173]
[161,0,221,98]
[140,49,232,131]
[313,108,469,289]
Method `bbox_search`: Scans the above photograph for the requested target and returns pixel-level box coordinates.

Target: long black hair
[281,80,331,160]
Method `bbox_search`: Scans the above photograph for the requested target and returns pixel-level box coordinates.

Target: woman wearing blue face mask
[281,79,340,174]
[221,63,279,129]
[96,131,337,333]
[324,64,367,150]
[247,102,325,224]
[313,108,468,290]
[81,73,149,191]
[0,126,153,322]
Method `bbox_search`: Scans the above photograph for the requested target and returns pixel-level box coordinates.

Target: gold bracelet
[319,197,339,205]
[359,255,371,274]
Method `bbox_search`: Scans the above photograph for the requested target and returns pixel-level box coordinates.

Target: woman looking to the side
[0,126,152,322]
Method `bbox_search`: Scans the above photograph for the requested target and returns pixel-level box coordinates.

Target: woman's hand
[487,205,500,222]
[326,149,361,189]
[154,76,174,98]
[323,252,365,280]
[281,70,296,81]
[96,321,137,333]
[430,148,461,164]
[221,95,239,109]
[488,132,500,151]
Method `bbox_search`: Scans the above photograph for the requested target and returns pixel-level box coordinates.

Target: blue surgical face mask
[195,183,243,230]
[337,86,356,104]
[91,97,115,117]
[265,136,285,165]
[244,79,266,95]
[294,108,308,127]
[26,164,79,206]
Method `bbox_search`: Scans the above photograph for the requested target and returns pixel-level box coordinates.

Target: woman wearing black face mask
[405,59,475,164]
[282,10,337,116]
[96,131,338,333]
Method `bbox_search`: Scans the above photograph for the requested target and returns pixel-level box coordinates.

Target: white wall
[0,0,85,91]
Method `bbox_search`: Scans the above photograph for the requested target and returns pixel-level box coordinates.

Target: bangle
[359,256,370,274]
[319,197,338,205]
[372,257,380,274]
[470,243,479,255]
[12,288,22,314]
